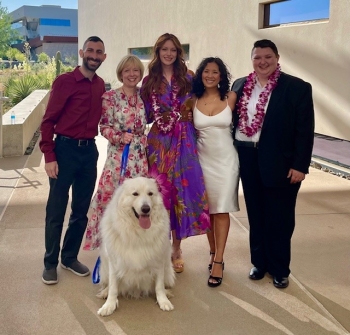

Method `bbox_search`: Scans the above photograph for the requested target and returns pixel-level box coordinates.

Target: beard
[82,57,102,72]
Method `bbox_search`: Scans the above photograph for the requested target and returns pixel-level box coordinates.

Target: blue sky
[2,0,77,13]
[270,0,330,25]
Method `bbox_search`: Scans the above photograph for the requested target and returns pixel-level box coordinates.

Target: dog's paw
[157,298,174,311]
[97,300,118,316]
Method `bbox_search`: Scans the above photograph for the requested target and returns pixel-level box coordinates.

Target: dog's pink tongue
[139,215,151,229]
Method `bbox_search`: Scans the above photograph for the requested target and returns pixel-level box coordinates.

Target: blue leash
[92,256,101,284]
[92,129,131,284]
[120,129,131,179]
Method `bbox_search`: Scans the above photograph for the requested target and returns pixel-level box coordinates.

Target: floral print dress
[84,88,148,250]
[142,76,210,239]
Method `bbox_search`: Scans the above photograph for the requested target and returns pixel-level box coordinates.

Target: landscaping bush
[4,74,47,105]
[0,52,74,113]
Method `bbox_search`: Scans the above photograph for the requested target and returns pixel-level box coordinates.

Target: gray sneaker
[42,268,58,285]
[61,260,90,277]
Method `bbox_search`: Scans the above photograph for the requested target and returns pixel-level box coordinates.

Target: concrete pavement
[0,135,349,335]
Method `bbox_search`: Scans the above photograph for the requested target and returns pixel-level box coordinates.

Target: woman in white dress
[192,57,240,287]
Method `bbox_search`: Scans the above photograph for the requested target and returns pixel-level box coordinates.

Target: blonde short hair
[116,55,144,82]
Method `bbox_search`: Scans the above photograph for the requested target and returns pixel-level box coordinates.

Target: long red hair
[141,33,191,100]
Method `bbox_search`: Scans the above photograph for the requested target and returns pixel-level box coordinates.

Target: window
[27,21,38,31]
[263,0,330,28]
[129,47,153,61]
[11,21,23,29]
[130,44,190,61]
[39,18,71,27]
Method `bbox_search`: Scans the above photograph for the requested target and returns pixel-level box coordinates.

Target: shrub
[37,52,50,64]
[0,52,74,112]
[4,75,45,105]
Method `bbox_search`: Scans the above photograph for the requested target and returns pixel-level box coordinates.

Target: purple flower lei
[151,79,181,134]
[237,64,281,137]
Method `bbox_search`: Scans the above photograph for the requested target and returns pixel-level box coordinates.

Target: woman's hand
[122,132,134,144]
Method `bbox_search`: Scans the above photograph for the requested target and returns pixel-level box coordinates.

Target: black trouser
[44,137,98,269]
[237,146,300,277]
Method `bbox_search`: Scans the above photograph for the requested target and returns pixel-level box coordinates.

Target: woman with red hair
[142,33,209,273]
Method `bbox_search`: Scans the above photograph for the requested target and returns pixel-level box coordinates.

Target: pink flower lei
[237,64,281,137]
[151,79,181,134]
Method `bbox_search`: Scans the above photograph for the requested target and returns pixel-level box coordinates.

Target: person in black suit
[231,39,314,288]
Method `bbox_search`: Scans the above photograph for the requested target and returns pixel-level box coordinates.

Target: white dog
[96,177,175,316]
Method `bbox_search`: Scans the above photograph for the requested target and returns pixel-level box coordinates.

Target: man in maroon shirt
[40,36,107,285]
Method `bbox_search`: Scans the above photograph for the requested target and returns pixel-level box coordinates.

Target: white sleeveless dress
[194,100,240,213]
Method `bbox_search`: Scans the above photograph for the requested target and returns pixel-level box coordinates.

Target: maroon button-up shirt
[40,66,105,163]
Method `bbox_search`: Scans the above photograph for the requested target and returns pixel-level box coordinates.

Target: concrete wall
[78,0,350,141]
[2,90,49,157]
[42,42,78,59]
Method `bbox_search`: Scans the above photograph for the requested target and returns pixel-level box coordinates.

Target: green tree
[6,47,17,67]
[5,47,25,68]
[37,52,50,64]
[6,48,24,61]
[0,2,18,55]
[15,51,25,63]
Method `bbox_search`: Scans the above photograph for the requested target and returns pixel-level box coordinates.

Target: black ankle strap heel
[208,251,215,272]
[208,261,224,287]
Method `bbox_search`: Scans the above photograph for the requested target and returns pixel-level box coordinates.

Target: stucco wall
[78,0,350,141]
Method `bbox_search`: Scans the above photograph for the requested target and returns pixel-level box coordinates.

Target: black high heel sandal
[208,261,224,288]
[208,252,215,272]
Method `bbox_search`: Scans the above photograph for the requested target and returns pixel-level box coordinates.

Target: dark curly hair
[191,57,231,100]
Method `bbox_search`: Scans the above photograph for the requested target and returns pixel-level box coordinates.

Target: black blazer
[231,72,315,187]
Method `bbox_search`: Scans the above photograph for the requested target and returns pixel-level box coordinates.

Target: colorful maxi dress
[84,88,148,250]
[142,76,210,239]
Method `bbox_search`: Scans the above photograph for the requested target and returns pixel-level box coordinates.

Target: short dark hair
[251,39,279,57]
[191,57,231,100]
[83,36,104,49]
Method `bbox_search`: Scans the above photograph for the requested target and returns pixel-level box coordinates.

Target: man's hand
[45,161,59,179]
[287,169,305,184]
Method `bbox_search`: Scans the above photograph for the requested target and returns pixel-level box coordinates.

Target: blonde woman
[84,55,148,250]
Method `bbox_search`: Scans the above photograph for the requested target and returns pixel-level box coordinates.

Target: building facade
[9,5,78,60]
[78,0,349,141]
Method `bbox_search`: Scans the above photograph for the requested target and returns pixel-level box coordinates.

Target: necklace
[151,78,181,134]
[203,95,219,105]
[122,87,138,108]
[237,64,281,137]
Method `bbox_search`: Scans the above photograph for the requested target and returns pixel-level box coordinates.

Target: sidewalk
[0,135,349,335]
